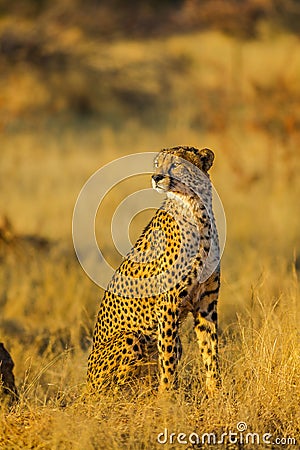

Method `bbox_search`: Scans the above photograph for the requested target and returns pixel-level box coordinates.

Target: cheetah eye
[154,160,159,168]
[171,162,180,170]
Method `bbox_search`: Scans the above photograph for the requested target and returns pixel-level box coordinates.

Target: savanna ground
[0,1,300,448]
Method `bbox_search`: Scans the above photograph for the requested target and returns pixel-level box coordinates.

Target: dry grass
[0,29,300,449]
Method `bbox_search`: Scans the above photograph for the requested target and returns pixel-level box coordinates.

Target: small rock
[0,343,18,405]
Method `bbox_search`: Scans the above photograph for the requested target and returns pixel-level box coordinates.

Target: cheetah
[87,146,221,394]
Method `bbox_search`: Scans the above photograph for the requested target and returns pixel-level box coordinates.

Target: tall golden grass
[0,30,299,449]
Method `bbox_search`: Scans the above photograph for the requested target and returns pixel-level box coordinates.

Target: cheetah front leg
[157,302,182,392]
[194,314,220,394]
[193,272,221,393]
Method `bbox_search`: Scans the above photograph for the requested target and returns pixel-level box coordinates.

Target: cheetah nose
[152,174,164,184]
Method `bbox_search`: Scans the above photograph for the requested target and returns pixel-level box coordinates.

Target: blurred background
[0,0,299,393]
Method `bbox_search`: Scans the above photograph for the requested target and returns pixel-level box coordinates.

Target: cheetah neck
[166,191,192,209]
[166,190,213,220]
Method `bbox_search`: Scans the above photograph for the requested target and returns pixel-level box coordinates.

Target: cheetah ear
[198,148,214,172]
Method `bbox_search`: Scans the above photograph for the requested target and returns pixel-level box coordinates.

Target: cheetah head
[152,146,214,196]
